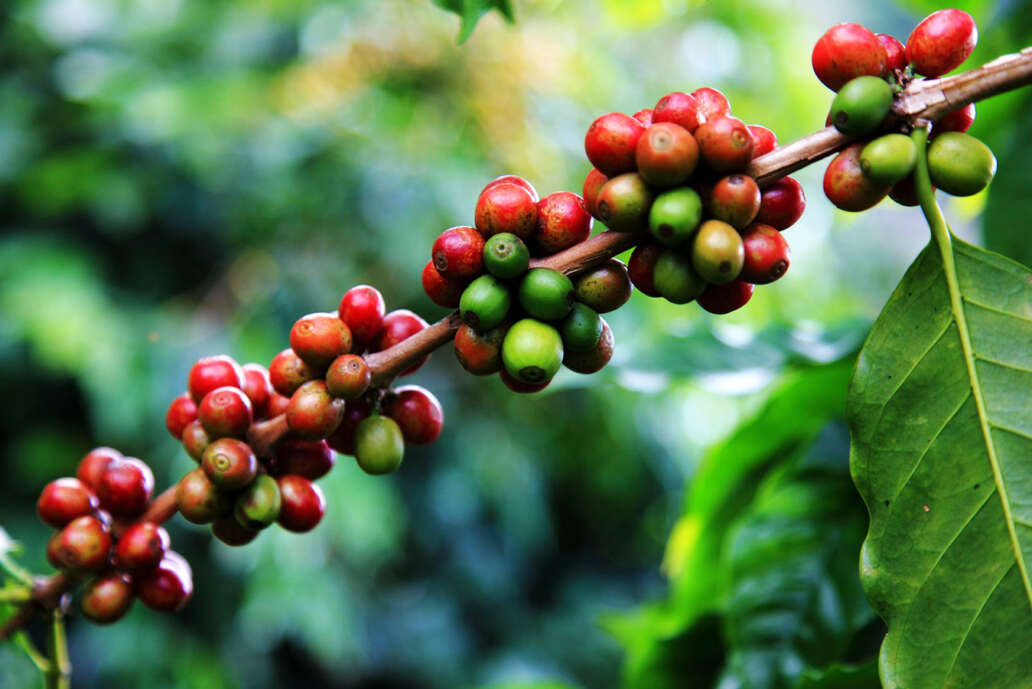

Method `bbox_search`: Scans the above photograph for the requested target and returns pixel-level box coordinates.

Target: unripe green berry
[501,318,563,384]
[927,132,997,196]
[860,133,917,185]
[691,219,744,285]
[830,76,893,136]
[649,187,702,246]
[560,303,603,352]
[354,415,405,475]
[653,251,706,304]
[483,232,530,279]
[234,474,282,530]
[518,268,574,321]
[460,275,512,332]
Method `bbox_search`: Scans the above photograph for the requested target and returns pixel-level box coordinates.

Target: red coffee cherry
[97,458,154,518]
[55,515,112,571]
[384,385,444,445]
[326,354,371,400]
[877,33,907,72]
[708,174,761,229]
[747,125,777,158]
[630,108,652,126]
[653,91,701,132]
[482,175,538,202]
[373,310,430,376]
[212,517,259,546]
[695,115,754,173]
[81,572,133,624]
[422,261,466,309]
[454,322,507,376]
[823,142,890,212]
[276,475,327,533]
[933,103,976,137]
[134,551,193,612]
[756,177,806,231]
[290,312,353,367]
[889,172,923,207]
[906,9,977,78]
[327,399,372,456]
[636,122,699,188]
[176,468,229,524]
[499,367,551,394]
[37,478,98,528]
[574,259,632,313]
[533,192,593,256]
[584,112,645,176]
[187,355,245,403]
[563,319,614,374]
[201,438,258,491]
[691,87,731,122]
[475,182,538,240]
[115,522,169,572]
[180,421,210,463]
[697,279,755,314]
[338,285,387,347]
[812,23,888,91]
[740,224,791,285]
[582,168,609,219]
[432,226,485,280]
[627,242,663,298]
[270,438,335,480]
[266,393,291,417]
[165,393,198,440]
[269,348,319,397]
[241,363,273,418]
[46,532,63,569]
[287,380,344,440]
[76,447,121,491]
[199,386,253,439]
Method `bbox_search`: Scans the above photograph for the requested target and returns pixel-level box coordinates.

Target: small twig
[45,610,71,689]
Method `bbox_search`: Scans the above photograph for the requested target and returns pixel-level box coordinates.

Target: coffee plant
[1,5,1031,689]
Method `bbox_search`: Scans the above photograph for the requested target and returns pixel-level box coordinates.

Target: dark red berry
[877,33,907,72]
[201,438,258,491]
[290,312,352,367]
[636,122,699,187]
[76,447,120,491]
[338,285,387,346]
[756,177,806,230]
[573,259,632,313]
[500,368,550,394]
[454,322,506,375]
[134,551,192,612]
[691,87,731,122]
[740,224,791,285]
[482,175,538,202]
[276,476,326,533]
[653,91,701,132]
[181,420,211,462]
[747,125,777,158]
[384,385,444,445]
[176,468,229,524]
[326,354,371,400]
[287,380,344,440]
[432,226,485,280]
[97,458,154,518]
[627,243,663,298]
[563,319,614,374]
[632,108,653,126]
[422,261,466,308]
[708,174,761,229]
[187,355,244,403]
[81,572,133,624]
[268,348,319,397]
[212,516,259,546]
[37,478,97,528]
[889,172,924,207]
[697,279,755,314]
[811,23,888,91]
[475,183,538,239]
[582,168,609,219]
[165,393,197,440]
[326,399,371,456]
[46,532,63,569]
[906,9,977,78]
[695,115,754,172]
[584,112,645,176]
[533,192,593,256]
[55,515,111,571]
[270,438,335,480]
[198,386,253,439]
[266,393,291,417]
[241,363,273,418]
[372,310,430,375]
[933,103,976,137]
[823,142,890,212]
[115,522,169,572]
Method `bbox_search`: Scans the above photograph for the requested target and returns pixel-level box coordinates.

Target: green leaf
[432,0,515,43]
[848,237,1032,689]
[794,661,879,689]
[983,93,1032,267]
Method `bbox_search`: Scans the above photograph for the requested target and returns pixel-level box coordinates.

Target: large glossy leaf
[848,237,1032,689]
[983,93,1032,268]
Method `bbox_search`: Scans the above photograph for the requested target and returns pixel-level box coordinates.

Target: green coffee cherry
[927,132,997,197]
[861,134,917,185]
[460,275,511,332]
[518,268,574,321]
[830,76,893,136]
[483,232,530,280]
[560,303,603,352]
[691,219,744,284]
[653,250,706,304]
[355,415,405,475]
[234,474,281,530]
[502,318,563,384]
[649,187,702,246]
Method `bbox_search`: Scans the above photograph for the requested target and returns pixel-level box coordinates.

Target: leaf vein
[963,296,1032,324]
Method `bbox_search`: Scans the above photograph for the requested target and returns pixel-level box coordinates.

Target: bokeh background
[1,0,1030,687]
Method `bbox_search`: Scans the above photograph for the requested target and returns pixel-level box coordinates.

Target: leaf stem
[45,610,71,689]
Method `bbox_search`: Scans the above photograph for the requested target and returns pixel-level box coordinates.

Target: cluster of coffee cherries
[583,88,804,314]
[815,9,996,210]
[37,448,191,624]
[423,177,624,391]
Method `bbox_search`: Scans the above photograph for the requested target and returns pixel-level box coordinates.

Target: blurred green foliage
[1,1,1029,688]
